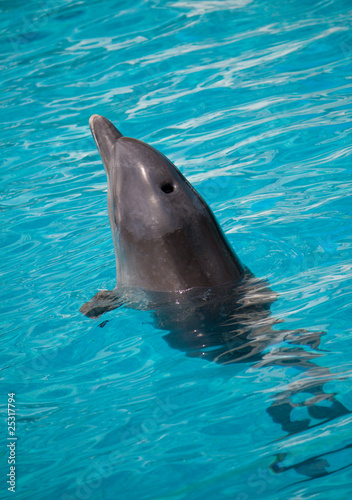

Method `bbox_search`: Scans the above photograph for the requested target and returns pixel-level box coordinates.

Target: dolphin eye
[161,183,174,194]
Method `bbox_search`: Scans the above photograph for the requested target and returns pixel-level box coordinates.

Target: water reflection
[135,272,350,481]
[83,270,351,481]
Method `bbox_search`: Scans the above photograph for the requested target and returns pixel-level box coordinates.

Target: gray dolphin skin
[80,115,350,479]
[89,114,244,292]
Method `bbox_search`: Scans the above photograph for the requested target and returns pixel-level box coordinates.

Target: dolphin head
[89,115,243,292]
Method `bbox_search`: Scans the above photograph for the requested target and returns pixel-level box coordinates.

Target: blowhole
[161,183,174,194]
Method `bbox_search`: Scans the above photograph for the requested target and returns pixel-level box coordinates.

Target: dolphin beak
[89,114,123,170]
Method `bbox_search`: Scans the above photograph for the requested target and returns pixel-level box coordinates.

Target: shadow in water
[271,443,352,486]
[91,271,351,482]
[140,271,351,481]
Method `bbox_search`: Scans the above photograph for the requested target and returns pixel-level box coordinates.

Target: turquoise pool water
[1,0,352,499]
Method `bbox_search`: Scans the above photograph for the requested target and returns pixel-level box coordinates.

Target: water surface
[1,0,352,499]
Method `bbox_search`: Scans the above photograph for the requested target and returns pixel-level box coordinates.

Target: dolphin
[86,114,244,292]
[80,115,278,362]
[80,115,350,478]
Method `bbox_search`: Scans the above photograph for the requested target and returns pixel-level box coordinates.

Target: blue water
[1,0,352,499]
